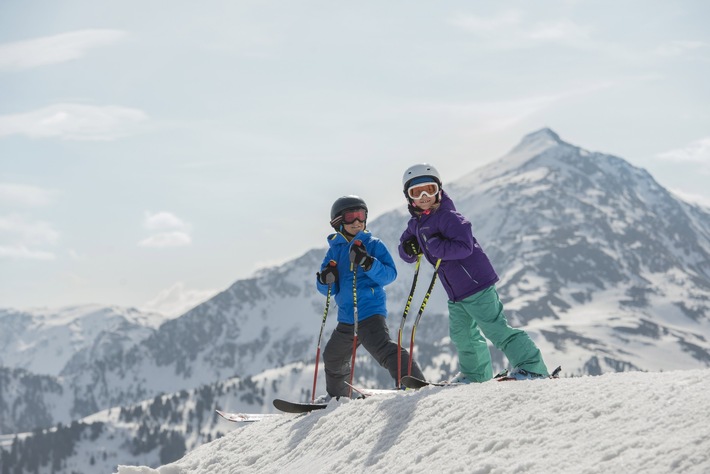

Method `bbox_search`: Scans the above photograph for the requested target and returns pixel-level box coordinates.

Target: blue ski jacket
[316,230,397,324]
[398,191,499,302]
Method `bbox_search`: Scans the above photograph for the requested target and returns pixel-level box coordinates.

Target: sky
[1,1,709,314]
[116,368,710,474]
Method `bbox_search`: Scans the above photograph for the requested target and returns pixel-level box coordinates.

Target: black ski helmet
[330,195,368,230]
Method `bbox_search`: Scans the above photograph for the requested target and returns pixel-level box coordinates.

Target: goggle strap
[330,216,343,228]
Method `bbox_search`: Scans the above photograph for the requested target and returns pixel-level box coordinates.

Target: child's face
[343,220,365,234]
[412,194,435,210]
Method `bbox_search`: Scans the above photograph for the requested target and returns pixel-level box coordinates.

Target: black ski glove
[402,237,422,257]
[349,241,374,271]
[318,260,338,285]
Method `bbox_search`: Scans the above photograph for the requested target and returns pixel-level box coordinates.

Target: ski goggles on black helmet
[407,181,440,200]
[341,207,367,224]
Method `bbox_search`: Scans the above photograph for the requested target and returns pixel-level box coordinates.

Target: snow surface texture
[117,369,710,474]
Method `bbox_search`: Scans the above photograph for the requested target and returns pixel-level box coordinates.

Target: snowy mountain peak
[514,126,564,151]
[461,128,571,186]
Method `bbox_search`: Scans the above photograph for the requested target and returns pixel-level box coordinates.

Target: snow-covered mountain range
[0,305,167,377]
[2,128,710,472]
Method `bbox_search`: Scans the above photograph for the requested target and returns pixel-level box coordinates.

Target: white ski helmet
[402,163,442,189]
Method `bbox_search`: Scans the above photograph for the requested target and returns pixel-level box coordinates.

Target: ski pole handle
[349,240,363,270]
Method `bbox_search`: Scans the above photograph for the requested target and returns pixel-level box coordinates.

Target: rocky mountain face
[3,128,710,471]
[0,305,168,434]
[447,128,710,374]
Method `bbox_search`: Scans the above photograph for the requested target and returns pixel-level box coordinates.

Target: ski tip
[215,409,249,422]
[272,398,328,414]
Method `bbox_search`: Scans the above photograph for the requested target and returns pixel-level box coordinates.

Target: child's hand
[318,260,338,284]
[402,238,422,257]
[350,241,374,271]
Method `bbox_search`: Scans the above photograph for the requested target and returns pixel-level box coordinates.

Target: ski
[403,366,562,388]
[215,409,279,423]
[399,375,465,389]
[345,382,402,398]
[272,398,328,414]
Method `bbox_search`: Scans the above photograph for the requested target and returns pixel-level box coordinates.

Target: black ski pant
[322,314,425,397]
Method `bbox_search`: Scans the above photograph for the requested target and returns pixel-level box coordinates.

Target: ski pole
[397,254,422,388]
[348,241,362,398]
[312,260,336,404]
[408,258,441,377]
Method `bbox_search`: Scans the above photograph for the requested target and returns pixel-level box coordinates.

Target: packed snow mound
[116,369,710,474]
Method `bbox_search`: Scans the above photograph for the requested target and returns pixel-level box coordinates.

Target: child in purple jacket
[398,163,549,382]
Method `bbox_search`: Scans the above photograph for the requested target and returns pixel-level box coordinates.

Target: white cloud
[142,282,218,317]
[450,11,591,47]
[0,245,55,260]
[0,183,53,207]
[669,188,710,209]
[0,103,148,141]
[0,214,60,246]
[0,29,127,71]
[528,19,592,42]
[419,81,615,133]
[654,40,709,57]
[657,138,710,165]
[0,214,59,260]
[138,232,192,248]
[450,10,523,34]
[143,211,188,231]
[139,212,192,248]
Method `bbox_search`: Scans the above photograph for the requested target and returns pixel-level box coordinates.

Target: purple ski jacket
[398,191,499,302]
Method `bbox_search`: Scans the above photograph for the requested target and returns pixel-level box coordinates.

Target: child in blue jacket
[398,164,549,383]
[316,195,424,399]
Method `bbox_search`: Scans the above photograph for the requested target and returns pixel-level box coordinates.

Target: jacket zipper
[460,264,478,284]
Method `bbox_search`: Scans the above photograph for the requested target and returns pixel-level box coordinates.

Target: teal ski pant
[448,285,548,382]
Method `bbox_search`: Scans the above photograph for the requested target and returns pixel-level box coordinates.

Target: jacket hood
[327,229,372,247]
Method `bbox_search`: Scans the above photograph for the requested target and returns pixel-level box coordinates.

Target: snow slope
[117,368,710,474]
